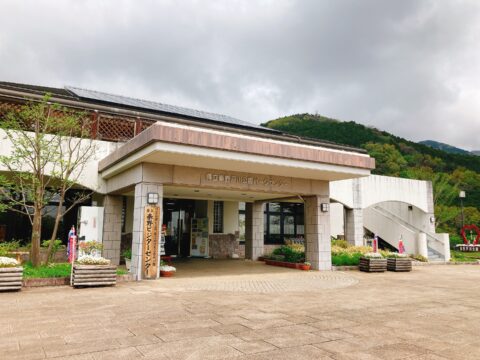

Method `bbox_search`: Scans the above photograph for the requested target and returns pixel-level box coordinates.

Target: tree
[364,142,407,176]
[43,111,96,264]
[0,97,95,266]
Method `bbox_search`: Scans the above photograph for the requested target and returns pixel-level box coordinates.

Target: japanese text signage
[142,205,160,279]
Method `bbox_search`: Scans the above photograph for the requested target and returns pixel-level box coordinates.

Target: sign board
[78,206,104,243]
[190,218,209,257]
[142,205,160,279]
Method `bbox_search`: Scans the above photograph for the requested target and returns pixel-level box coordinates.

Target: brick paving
[1,260,480,359]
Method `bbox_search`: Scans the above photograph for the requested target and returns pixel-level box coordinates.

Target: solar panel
[66,86,275,132]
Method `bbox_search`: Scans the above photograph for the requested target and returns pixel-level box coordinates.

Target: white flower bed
[160,265,176,272]
[77,255,111,265]
[0,256,19,268]
[388,253,409,258]
[363,252,384,259]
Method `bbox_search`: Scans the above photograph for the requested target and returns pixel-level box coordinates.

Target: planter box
[387,258,412,272]
[23,277,69,287]
[0,267,23,291]
[359,258,387,272]
[160,270,175,277]
[265,259,309,270]
[72,265,117,287]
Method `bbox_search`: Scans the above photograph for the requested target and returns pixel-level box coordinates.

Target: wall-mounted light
[430,216,435,224]
[147,192,159,204]
[321,203,330,212]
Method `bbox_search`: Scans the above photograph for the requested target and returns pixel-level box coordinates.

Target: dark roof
[0,81,76,100]
[0,80,274,133]
[0,81,368,154]
[65,86,270,132]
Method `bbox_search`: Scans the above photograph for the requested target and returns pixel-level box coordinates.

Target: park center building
[0,82,449,280]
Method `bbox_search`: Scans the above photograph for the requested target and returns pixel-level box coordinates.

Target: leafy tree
[0,97,95,266]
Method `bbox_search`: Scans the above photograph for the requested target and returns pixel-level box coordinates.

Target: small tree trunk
[44,193,65,265]
[30,207,42,267]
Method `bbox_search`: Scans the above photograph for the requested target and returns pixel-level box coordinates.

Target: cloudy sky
[1,0,479,149]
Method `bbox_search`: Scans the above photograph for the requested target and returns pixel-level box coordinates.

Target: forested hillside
[263,113,480,235]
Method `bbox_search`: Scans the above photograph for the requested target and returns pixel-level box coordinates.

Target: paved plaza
[2,260,480,360]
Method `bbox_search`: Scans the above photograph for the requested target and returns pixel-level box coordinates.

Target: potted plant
[160,261,176,277]
[122,249,132,271]
[386,253,412,272]
[359,252,387,272]
[298,262,311,271]
[72,255,117,287]
[0,256,23,291]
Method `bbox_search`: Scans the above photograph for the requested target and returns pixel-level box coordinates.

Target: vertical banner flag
[67,226,77,263]
[398,235,405,254]
[143,205,160,279]
[373,234,378,253]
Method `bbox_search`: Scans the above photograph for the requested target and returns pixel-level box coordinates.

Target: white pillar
[245,201,264,260]
[417,232,428,258]
[305,193,332,271]
[131,182,163,281]
[102,195,123,265]
[345,208,364,246]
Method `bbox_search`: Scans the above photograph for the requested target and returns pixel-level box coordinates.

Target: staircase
[364,205,446,262]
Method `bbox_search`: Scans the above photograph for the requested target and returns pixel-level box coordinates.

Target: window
[238,202,246,244]
[213,201,224,233]
[264,202,304,244]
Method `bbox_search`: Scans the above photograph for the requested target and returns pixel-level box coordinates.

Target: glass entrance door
[163,199,195,257]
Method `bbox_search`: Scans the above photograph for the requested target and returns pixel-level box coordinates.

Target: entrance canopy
[98,121,375,190]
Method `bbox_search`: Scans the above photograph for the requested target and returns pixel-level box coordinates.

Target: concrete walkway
[1,261,480,359]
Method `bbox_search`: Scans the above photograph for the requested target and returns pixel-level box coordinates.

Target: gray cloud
[1,0,479,149]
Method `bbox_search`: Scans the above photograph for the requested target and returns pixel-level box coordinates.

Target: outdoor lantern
[147,192,159,204]
[459,190,466,198]
[320,203,329,212]
[430,216,435,224]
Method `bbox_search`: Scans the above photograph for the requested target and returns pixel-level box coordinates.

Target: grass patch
[116,268,128,275]
[23,262,128,278]
[450,251,480,263]
[23,262,71,279]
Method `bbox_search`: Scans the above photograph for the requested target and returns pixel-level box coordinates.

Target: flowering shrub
[362,252,384,259]
[331,245,372,256]
[0,256,19,268]
[77,255,110,265]
[78,241,103,255]
[385,252,409,258]
[160,265,176,272]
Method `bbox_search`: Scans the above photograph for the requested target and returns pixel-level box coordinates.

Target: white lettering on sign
[205,173,288,187]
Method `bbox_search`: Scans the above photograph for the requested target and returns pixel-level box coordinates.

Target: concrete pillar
[245,201,264,260]
[102,195,123,265]
[131,182,163,281]
[304,193,332,271]
[417,232,428,258]
[345,208,364,246]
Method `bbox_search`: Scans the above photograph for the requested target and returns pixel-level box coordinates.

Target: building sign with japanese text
[142,205,160,279]
[204,173,289,187]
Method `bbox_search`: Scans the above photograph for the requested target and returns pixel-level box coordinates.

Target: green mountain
[262,113,480,234]
[419,140,474,156]
[262,114,480,174]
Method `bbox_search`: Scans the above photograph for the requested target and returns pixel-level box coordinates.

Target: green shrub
[272,245,305,263]
[332,253,362,266]
[331,239,349,249]
[41,239,63,263]
[449,234,463,249]
[0,240,21,257]
[122,249,132,259]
